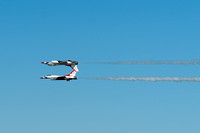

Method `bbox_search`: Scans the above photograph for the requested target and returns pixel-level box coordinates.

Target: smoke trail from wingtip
[81,77,200,82]
[99,60,200,65]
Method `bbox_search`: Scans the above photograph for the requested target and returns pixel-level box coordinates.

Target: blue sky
[1,0,200,133]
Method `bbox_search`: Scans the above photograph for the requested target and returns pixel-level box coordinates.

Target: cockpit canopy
[51,60,59,63]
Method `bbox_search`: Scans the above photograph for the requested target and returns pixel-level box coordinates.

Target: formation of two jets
[40,60,79,81]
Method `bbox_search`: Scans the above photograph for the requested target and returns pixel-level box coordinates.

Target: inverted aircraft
[41,60,78,68]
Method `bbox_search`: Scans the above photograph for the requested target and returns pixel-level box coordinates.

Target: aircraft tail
[71,65,79,72]
[66,70,77,77]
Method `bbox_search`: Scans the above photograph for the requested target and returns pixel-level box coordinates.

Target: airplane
[40,69,78,81]
[41,60,78,68]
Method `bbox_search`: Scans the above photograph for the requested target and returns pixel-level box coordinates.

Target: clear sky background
[1,0,200,133]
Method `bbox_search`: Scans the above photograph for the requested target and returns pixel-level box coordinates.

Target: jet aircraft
[41,60,78,68]
[40,69,78,81]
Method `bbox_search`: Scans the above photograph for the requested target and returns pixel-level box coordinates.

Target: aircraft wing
[55,76,66,80]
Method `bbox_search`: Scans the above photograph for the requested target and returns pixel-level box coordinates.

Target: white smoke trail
[81,77,200,82]
[99,60,200,65]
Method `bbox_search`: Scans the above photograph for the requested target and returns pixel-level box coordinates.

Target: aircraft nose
[41,62,45,64]
[40,77,44,79]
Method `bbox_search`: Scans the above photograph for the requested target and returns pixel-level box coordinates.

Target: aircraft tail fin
[66,70,77,77]
[71,65,79,72]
